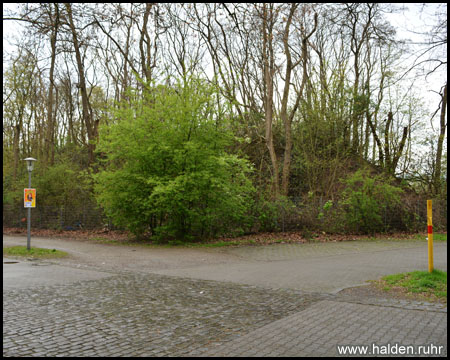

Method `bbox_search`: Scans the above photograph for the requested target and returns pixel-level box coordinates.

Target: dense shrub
[3,149,93,210]
[251,196,297,232]
[339,169,404,234]
[94,77,255,241]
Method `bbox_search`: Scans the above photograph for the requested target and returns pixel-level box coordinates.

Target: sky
[3,3,447,114]
[385,3,446,103]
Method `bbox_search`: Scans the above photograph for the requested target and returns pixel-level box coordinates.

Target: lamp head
[23,157,37,172]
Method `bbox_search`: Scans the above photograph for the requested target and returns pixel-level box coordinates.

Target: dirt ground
[2,226,430,247]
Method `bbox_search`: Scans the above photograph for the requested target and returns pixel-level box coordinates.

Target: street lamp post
[24,157,37,251]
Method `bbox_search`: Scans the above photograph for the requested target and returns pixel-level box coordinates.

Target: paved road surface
[3,235,447,357]
[3,235,447,293]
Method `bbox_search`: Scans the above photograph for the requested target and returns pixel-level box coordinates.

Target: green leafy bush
[34,163,93,208]
[3,147,93,210]
[94,76,255,241]
[340,169,403,234]
[318,199,333,220]
[253,196,295,232]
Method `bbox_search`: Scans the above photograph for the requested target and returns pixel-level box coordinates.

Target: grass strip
[3,246,68,259]
[378,269,447,302]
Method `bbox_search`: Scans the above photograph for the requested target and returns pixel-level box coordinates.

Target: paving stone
[3,272,322,357]
[195,300,447,357]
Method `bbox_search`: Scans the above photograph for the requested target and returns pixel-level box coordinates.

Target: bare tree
[280,5,317,196]
[64,3,98,164]
[3,49,39,178]
[434,83,447,194]
[397,3,447,192]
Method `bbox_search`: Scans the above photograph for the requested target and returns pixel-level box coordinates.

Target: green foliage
[3,174,16,205]
[252,195,296,232]
[3,246,68,259]
[33,163,93,209]
[318,200,333,220]
[340,169,404,234]
[3,146,93,210]
[381,270,447,300]
[94,76,255,241]
[433,233,447,242]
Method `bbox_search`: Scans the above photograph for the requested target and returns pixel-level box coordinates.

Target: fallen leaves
[3,226,423,247]
[3,227,129,242]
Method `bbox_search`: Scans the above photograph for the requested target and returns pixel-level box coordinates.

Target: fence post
[427,200,433,273]
[60,205,64,230]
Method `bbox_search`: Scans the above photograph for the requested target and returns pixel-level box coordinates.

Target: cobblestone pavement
[3,236,448,357]
[3,270,322,357]
[3,264,447,357]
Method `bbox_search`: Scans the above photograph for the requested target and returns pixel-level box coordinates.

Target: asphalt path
[3,234,447,293]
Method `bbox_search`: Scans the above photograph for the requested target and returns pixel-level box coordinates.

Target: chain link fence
[3,197,447,234]
[3,203,114,231]
[273,196,447,234]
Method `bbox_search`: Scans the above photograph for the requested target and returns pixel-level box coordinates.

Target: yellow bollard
[427,200,433,273]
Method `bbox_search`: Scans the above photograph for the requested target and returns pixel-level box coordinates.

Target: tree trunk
[434,83,447,195]
[384,111,393,171]
[391,126,408,174]
[281,9,317,196]
[140,4,153,83]
[280,6,295,197]
[65,3,96,164]
[262,4,279,198]
[13,124,21,180]
[45,4,59,166]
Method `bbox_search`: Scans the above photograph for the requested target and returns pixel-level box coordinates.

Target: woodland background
[3,4,447,241]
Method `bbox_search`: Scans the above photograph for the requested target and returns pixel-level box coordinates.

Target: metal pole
[27,171,31,251]
[427,200,433,273]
